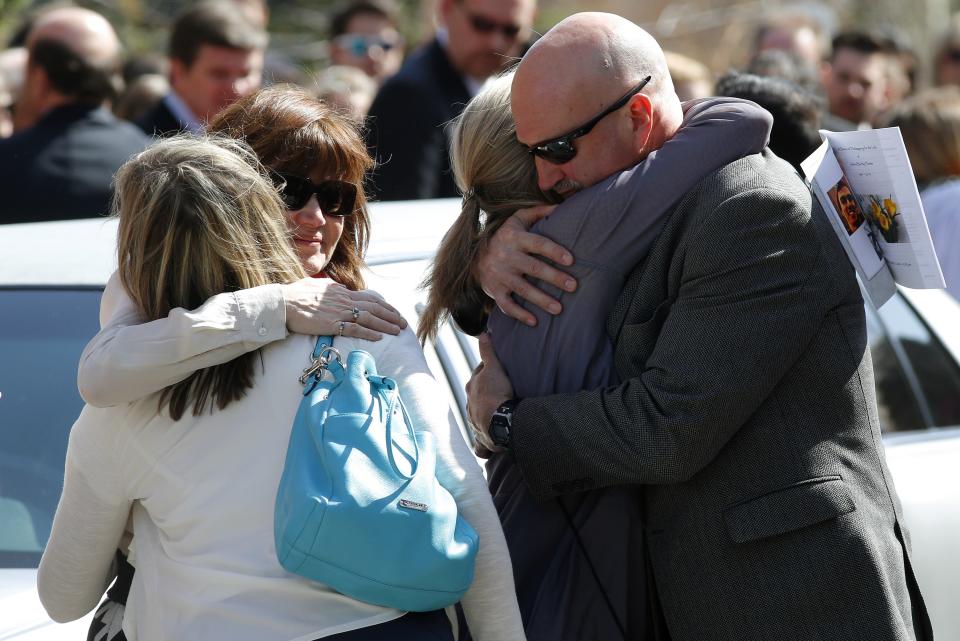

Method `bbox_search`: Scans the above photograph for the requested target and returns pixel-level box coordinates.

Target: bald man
[0,7,148,224]
[464,13,932,641]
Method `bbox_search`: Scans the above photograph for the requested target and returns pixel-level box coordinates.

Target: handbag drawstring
[381,384,420,479]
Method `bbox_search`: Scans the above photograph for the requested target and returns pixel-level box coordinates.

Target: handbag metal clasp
[299,346,344,385]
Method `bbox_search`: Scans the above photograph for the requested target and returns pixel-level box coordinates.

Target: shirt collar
[164,91,204,133]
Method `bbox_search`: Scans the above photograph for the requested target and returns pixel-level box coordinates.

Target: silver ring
[338,320,346,337]
[352,307,361,321]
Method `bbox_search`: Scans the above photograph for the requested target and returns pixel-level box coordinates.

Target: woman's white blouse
[39,275,525,641]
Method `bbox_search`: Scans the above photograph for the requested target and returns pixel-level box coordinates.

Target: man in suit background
[465,13,931,640]
[137,0,267,137]
[0,7,148,224]
[365,0,536,201]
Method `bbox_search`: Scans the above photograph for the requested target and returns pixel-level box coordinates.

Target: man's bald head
[516,13,673,113]
[28,7,120,67]
[512,12,684,195]
[18,7,121,128]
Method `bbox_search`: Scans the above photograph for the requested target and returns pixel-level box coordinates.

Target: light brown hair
[114,135,306,420]
[881,87,960,187]
[418,70,550,342]
[209,84,373,290]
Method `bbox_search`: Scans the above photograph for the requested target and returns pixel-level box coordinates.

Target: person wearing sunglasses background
[365,0,536,201]
[67,84,525,641]
[329,0,404,85]
[461,12,932,641]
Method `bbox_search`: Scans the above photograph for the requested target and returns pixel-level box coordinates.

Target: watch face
[490,416,511,447]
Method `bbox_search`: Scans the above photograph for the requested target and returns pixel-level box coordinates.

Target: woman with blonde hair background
[39,93,525,640]
[420,70,773,639]
[881,87,960,301]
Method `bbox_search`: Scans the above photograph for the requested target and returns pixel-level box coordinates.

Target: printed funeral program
[801,127,945,308]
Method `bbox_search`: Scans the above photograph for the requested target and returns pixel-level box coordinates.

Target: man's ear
[437,0,454,27]
[627,93,652,131]
[819,60,832,86]
[169,58,187,89]
[26,60,49,95]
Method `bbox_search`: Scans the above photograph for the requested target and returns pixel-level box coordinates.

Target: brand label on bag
[399,499,428,512]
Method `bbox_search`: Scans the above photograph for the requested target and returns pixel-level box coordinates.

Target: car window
[0,288,101,568]
[875,293,960,429]
[865,301,928,433]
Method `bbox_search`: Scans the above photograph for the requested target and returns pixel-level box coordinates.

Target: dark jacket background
[365,38,471,201]
[135,97,186,138]
[0,104,148,224]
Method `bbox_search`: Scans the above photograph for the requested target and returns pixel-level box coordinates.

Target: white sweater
[39,274,525,641]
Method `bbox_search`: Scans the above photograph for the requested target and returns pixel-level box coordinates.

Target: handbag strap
[299,336,339,389]
[313,335,334,359]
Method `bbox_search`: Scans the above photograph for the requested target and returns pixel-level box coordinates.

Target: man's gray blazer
[510,150,932,640]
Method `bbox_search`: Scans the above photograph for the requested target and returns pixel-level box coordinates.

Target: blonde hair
[114,135,306,420]
[418,69,550,342]
[881,87,960,187]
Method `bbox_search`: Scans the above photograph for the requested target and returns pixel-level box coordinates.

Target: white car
[1,199,959,639]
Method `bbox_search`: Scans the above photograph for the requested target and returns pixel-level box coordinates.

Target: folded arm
[79,272,406,407]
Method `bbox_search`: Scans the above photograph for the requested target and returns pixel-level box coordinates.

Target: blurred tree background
[0,0,957,86]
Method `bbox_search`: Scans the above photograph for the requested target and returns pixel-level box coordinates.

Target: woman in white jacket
[38,90,524,641]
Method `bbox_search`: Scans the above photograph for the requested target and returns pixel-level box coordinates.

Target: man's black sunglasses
[526,75,653,165]
[456,0,522,39]
[271,171,358,217]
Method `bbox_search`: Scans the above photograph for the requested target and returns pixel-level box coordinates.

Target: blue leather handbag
[274,336,479,612]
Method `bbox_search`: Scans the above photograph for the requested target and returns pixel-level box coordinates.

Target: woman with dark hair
[78,86,409,409]
[41,86,524,641]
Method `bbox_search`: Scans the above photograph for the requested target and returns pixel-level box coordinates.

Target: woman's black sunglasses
[271,171,358,217]
[526,76,653,166]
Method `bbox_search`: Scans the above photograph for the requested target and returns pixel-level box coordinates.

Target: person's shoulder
[334,324,423,368]
[60,110,149,159]
[92,109,151,145]
[921,179,960,217]
[695,150,809,205]
[68,402,139,452]
[378,40,451,95]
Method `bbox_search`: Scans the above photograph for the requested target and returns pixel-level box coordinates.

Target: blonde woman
[38,134,524,639]
[420,71,773,639]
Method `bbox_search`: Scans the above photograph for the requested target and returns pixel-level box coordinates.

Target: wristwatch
[489,398,521,449]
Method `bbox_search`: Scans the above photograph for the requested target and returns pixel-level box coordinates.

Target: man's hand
[281,278,407,340]
[465,333,514,457]
[475,205,577,327]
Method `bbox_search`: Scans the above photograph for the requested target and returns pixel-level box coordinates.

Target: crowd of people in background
[3,3,949,640]
[0,0,957,297]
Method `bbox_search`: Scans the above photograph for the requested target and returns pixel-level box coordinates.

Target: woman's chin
[299,251,330,276]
